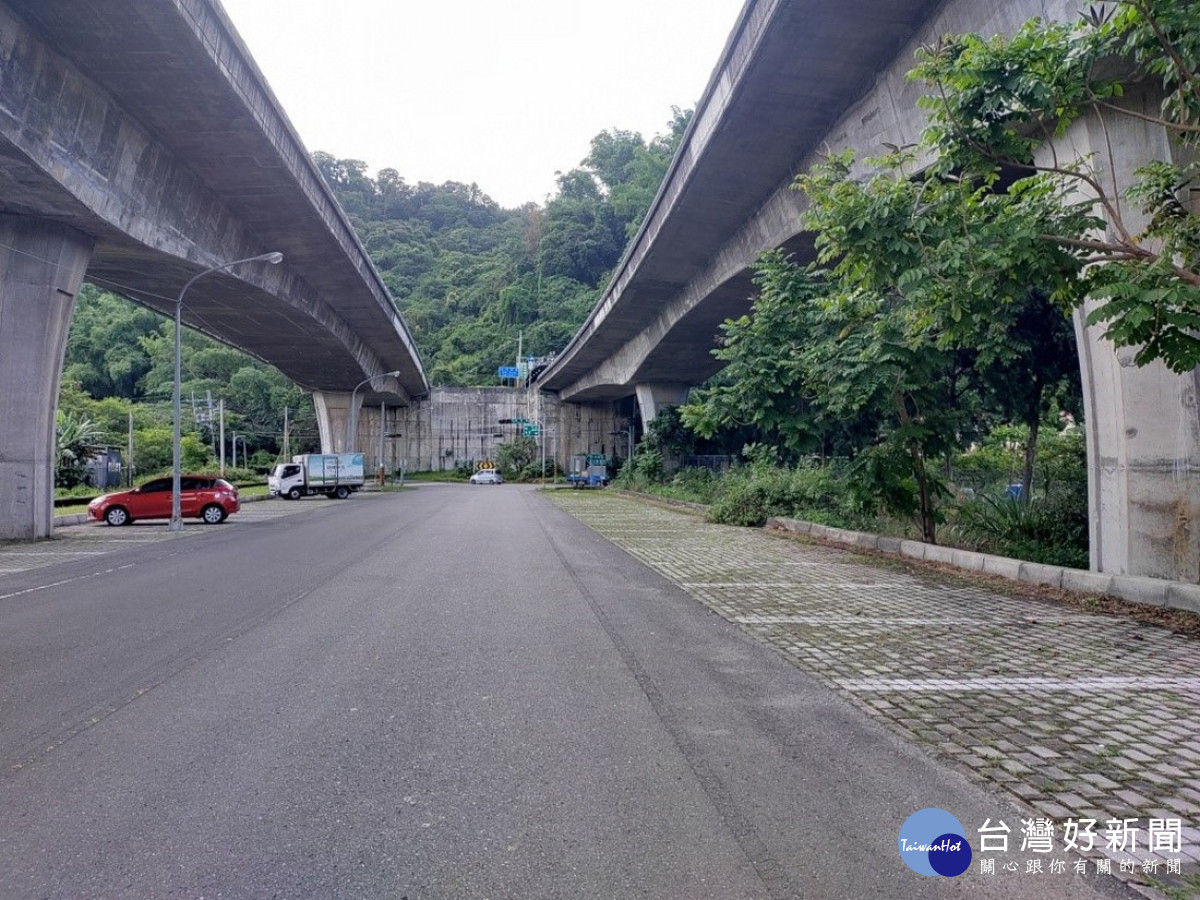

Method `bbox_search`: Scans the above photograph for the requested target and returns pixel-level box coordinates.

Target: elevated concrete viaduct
[0,0,427,539]
[538,0,1200,581]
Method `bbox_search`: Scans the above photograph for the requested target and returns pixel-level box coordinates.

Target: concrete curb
[766,515,1200,616]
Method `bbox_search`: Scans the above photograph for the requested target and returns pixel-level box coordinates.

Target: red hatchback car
[88,475,240,526]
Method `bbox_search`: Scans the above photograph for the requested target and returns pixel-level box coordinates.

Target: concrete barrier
[1166,583,1200,615]
[1061,570,1115,597]
[1108,575,1170,608]
[922,544,956,565]
[1018,562,1064,589]
[950,549,988,572]
[982,555,1023,580]
[764,515,1197,617]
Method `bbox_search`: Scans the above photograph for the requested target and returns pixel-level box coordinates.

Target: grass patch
[400,470,465,483]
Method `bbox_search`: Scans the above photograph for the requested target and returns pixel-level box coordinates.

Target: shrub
[520,459,559,482]
[708,466,799,526]
[955,484,1088,568]
[665,466,721,503]
[787,461,856,524]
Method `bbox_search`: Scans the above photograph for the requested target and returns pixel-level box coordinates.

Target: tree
[609,108,693,239]
[583,129,643,191]
[681,257,845,457]
[911,0,1200,371]
[55,410,105,488]
[683,250,962,542]
[798,149,1085,503]
[494,436,538,478]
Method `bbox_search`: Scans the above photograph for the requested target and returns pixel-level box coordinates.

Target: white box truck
[269,453,365,500]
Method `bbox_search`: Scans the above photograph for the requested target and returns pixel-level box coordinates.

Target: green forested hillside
[314,108,689,383]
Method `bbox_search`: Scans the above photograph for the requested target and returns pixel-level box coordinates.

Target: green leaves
[911,2,1200,371]
[54,410,106,488]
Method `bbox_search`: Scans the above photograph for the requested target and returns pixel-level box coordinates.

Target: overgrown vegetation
[616,426,1089,566]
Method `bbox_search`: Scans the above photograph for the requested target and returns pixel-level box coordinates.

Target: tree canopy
[912,0,1200,370]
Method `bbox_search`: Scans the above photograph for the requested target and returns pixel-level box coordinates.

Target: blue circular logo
[898,808,972,876]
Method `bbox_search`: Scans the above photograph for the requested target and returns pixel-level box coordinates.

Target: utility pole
[218,399,225,475]
[378,401,386,485]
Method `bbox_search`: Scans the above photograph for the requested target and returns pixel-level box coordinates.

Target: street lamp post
[170,251,283,532]
[346,370,402,455]
[610,428,633,470]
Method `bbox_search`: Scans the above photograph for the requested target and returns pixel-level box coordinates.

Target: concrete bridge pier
[0,217,94,539]
[1061,99,1200,580]
[634,383,690,429]
[312,391,359,454]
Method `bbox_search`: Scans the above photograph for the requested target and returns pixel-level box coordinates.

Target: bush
[708,466,800,527]
[519,459,560,482]
[222,466,262,485]
[787,461,857,525]
[955,484,1088,568]
[664,466,721,503]
[950,426,1089,566]
[495,437,538,479]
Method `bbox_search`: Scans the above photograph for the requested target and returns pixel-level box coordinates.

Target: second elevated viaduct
[537,0,1200,582]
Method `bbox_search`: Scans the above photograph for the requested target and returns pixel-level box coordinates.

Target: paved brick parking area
[547,490,1200,897]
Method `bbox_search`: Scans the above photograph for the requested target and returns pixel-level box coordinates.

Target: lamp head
[261,252,284,265]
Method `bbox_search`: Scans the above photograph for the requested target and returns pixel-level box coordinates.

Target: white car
[469,470,503,485]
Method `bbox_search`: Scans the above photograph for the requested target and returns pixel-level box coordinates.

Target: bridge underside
[0,0,426,537]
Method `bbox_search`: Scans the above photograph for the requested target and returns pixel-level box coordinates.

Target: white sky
[219,0,747,209]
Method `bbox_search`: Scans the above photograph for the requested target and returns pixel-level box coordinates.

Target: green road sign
[523,425,540,437]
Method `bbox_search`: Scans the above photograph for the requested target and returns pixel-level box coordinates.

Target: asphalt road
[0,486,1141,899]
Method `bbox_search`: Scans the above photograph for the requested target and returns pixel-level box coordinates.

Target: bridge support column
[1077,323,1200,581]
[0,217,94,539]
[634,383,690,426]
[312,391,361,453]
[1059,100,1200,580]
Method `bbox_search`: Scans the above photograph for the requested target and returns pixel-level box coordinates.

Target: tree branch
[1041,233,1200,286]
[1124,0,1200,110]
[1093,99,1200,133]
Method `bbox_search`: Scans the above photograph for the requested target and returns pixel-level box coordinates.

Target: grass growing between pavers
[547,489,1200,897]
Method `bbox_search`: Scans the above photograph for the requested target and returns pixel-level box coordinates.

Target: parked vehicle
[566,454,609,488]
[88,475,239,526]
[268,453,365,500]
[469,469,504,485]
